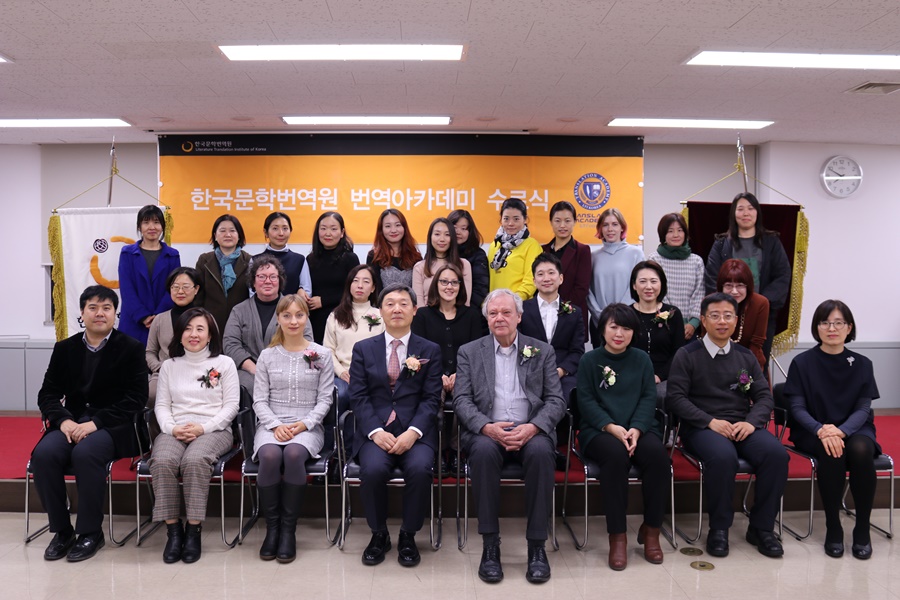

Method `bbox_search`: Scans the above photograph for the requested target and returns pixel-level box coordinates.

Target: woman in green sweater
[576,303,669,571]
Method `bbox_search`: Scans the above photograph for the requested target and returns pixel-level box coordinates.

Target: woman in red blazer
[542,201,592,336]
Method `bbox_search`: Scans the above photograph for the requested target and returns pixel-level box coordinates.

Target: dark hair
[423,217,463,277]
[370,209,422,270]
[79,285,118,311]
[597,302,641,346]
[249,254,286,293]
[657,212,689,246]
[629,260,668,302]
[811,299,856,344]
[136,205,165,236]
[596,207,627,239]
[447,209,483,256]
[427,263,467,308]
[168,307,222,358]
[165,266,201,291]
[549,200,577,221]
[333,264,380,330]
[311,211,354,257]
[723,192,778,250]
[269,294,310,348]
[210,214,246,249]
[500,197,528,219]
[531,251,562,275]
[701,292,739,315]
[378,283,417,307]
[263,211,293,234]
[716,259,755,312]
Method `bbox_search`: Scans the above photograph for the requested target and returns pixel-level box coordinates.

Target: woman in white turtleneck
[587,207,644,348]
[322,264,385,413]
[151,307,239,565]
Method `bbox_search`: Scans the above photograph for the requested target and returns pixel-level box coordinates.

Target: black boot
[181,522,202,563]
[258,484,281,561]
[276,483,304,564]
[163,520,184,564]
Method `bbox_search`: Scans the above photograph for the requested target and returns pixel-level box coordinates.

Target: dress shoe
[163,520,184,564]
[745,526,783,558]
[706,528,729,557]
[637,523,664,564]
[526,544,551,583]
[43,530,76,561]
[851,542,873,560]
[824,541,845,558]
[478,544,503,583]
[397,530,421,567]
[608,533,627,570]
[66,531,105,562]
[362,531,391,566]
[181,523,202,563]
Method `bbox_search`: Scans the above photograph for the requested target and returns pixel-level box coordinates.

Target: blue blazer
[117,242,181,344]
[347,332,442,458]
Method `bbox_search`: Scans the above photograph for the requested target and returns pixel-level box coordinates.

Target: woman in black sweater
[306,212,359,343]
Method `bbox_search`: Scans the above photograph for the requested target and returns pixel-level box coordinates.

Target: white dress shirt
[537,294,560,342]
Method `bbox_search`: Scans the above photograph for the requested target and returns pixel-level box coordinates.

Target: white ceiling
[1,0,900,145]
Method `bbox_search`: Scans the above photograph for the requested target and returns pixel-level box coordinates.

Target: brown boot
[638,523,664,564]
[608,533,627,571]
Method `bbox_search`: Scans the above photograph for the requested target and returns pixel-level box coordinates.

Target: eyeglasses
[704,312,736,322]
[255,274,279,282]
[170,284,196,292]
[723,283,747,292]
[438,279,461,287]
[818,320,848,330]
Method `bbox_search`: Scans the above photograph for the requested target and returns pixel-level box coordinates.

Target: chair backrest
[322,387,338,453]
[237,386,256,460]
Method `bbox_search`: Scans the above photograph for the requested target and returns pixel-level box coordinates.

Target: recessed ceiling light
[688,51,900,70]
[221,44,463,61]
[608,117,773,129]
[0,118,130,128]
[283,116,451,126]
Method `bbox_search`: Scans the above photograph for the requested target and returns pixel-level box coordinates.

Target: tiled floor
[2,510,897,599]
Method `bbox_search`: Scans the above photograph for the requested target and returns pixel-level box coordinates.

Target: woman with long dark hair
[366,208,422,290]
[306,211,359,343]
[412,217,472,307]
[195,214,252,332]
[448,209,489,309]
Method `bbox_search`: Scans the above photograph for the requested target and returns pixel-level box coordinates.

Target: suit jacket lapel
[481,337,495,403]
[516,340,529,394]
[559,243,575,276]
[522,301,548,343]
[392,334,416,395]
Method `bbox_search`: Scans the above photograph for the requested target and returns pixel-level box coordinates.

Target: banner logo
[574,173,610,210]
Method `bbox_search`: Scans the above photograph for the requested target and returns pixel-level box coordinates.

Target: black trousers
[358,440,434,533]
[682,427,788,531]
[31,429,116,534]
[466,433,555,541]
[582,431,670,534]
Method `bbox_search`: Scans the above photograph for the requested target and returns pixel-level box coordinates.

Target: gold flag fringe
[771,210,808,358]
[163,207,174,245]
[48,214,68,341]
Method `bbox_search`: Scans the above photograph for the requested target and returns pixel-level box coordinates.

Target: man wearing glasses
[666,292,788,559]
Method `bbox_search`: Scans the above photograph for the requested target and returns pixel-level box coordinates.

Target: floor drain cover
[680,547,703,556]
[690,560,715,571]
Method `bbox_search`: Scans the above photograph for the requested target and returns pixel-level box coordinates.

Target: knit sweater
[647,251,705,329]
[155,348,240,436]
[306,248,360,343]
[587,242,644,322]
[665,339,772,432]
[487,236,543,300]
[322,301,385,378]
[576,346,659,449]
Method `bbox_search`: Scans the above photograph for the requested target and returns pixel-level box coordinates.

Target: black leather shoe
[397,530,420,567]
[362,531,391,566]
[851,542,872,560]
[526,545,551,583]
[706,528,729,557]
[478,544,503,583]
[181,523,202,563]
[824,541,844,558]
[43,530,76,561]
[163,520,184,564]
[746,526,783,558]
[66,531,105,562]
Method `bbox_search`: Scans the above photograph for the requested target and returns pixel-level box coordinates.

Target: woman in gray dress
[252,294,334,563]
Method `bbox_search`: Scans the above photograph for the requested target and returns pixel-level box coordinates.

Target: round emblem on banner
[93,239,109,253]
[182,141,194,153]
[573,173,611,211]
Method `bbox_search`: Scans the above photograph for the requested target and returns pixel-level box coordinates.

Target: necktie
[386,339,401,425]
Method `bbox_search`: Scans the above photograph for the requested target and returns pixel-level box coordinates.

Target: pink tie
[386,339,401,425]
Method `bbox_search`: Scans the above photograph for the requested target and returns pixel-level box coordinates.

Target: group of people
[29,194,881,584]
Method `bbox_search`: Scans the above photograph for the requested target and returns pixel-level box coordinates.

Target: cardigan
[306,248,360,343]
[155,348,239,435]
[411,257,473,307]
[629,302,685,381]
[195,250,252,333]
[410,304,486,375]
[486,236,543,300]
[322,301,385,378]
[543,238,592,334]
[647,250,705,330]
[117,241,181,344]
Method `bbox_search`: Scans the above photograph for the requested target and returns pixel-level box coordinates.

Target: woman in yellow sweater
[487,198,543,300]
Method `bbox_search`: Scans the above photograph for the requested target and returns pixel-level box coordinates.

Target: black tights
[257,444,311,487]
[812,434,876,544]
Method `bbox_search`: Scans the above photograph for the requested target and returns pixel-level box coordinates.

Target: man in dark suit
[348,284,442,567]
[519,252,584,401]
[454,288,567,584]
[31,285,148,562]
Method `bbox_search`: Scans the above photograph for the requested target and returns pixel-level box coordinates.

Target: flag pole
[106,138,117,207]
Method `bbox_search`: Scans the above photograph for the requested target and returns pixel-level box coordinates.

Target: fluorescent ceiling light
[221,44,463,61]
[689,51,900,70]
[0,118,130,128]
[283,116,451,126]
[608,118,773,129]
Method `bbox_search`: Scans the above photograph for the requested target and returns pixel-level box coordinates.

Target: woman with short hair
[195,214,252,332]
[647,213,704,340]
[486,198,543,300]
[709,259,769,370]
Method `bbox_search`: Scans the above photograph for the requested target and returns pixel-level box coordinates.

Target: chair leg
[561,463,589,550]
[135,474,163,546]
[235,475,260,546]
[456,464,469,551]
[24,467,52,543]
[842,464,895,539]
[675,462,703,544]
[337,464,351,550]
[662,463,678,550]
[107,460,142,547]
[783,469,815,541]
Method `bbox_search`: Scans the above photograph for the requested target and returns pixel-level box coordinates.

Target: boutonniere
[600,365,617,389]
[302,349,322,370]
[651,310,672,328]
[847,356,855,367]
[729,368,753,395]
[520,345,540,365]
[198,367,221,389]
[558,300,575,315]
[401,355,430,377]
[363,313,382,332]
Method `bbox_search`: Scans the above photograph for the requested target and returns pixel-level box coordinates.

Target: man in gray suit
[454,288,566,584]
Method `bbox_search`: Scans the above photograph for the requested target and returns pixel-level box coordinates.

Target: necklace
[731,312,746,343]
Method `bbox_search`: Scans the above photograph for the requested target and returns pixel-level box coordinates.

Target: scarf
[215,247,242,295]
[656,243,692,260]
[490,226,529,271]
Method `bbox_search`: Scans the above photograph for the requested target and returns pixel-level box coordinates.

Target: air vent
[846,82,900,95]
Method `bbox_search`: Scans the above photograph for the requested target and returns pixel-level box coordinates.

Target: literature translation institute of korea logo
[573,173,611,211]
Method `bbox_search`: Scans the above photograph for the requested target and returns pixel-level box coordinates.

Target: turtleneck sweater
[322,301,385,378]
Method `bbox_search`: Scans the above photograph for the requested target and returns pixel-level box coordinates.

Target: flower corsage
[198,367,221,389]
[303,349,322,370]
[363,313,382,332]
[729,368,753,395]
[599,365,617,389]
[520,345,540,365]
[651,309,672,328]
[558,300,575,315]
[401,355,430,378]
